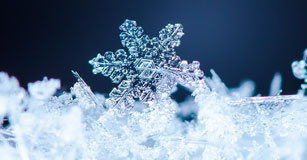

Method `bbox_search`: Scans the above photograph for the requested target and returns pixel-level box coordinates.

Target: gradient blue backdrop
[1,0,307,96]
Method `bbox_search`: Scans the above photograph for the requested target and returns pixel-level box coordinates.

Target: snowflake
[89,19,207,108]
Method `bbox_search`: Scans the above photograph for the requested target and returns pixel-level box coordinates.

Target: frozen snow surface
[1,20,307,160]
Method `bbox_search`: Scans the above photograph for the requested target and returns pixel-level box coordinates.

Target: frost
[1,20,307,160]
[28,77,60,100]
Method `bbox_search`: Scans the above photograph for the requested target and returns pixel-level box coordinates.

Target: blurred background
[1,0,307,96]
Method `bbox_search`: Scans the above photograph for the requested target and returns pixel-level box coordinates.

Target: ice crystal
[89,19,208,109]
[1,20,307,160]
[292,49,307,94]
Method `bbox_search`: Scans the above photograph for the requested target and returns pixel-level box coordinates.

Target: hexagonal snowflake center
[134,59,157,79]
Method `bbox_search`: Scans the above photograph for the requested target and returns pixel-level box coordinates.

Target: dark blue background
[1,0,307,96]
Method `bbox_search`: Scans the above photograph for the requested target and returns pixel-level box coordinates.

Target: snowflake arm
[158,23,184,52]
[119,19,150,57]
[89,49,131,83]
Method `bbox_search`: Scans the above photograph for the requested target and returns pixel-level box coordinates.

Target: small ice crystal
[89,19,209,109]
[292,50,307,80]
[292,49,307,94]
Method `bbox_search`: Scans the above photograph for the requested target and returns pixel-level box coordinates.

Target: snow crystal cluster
[1,20,307,160]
